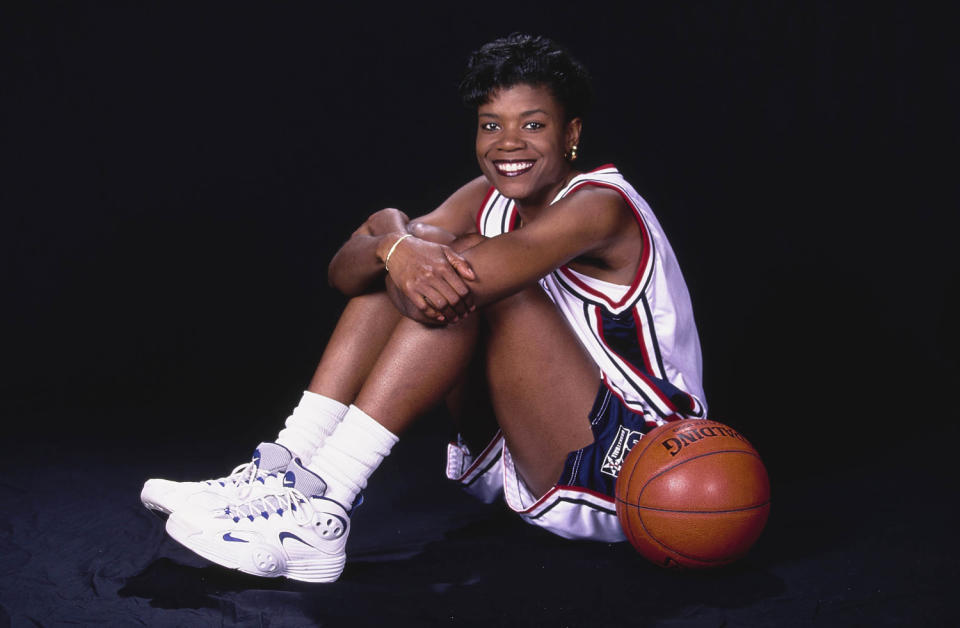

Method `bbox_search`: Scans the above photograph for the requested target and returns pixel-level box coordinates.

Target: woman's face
[475,83,581,210]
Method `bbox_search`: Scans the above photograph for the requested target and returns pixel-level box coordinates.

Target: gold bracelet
[383,233,413,273]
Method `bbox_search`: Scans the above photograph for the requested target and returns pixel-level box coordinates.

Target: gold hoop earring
[567,144,579,162]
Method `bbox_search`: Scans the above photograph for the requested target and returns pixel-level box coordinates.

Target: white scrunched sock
[306,404,399,507]
[275,391,348,461]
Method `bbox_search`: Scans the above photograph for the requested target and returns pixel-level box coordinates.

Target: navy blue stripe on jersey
[591,304,683,417]
[552,269,620,310]
[594,304,676,415]
[501,201,516,233]
[526,494,617,519]
[634,298,704,417]
[635,296,667,379]
[600,309,654,380]
[463,448,503,487]
[580,303,665,414]
[479,191,503,236]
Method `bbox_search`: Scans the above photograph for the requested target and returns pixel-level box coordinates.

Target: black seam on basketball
[615,495,772,509]
[615,426,771,564]
[633,500,763,564]
[616,422,745,503]
[638,513,727,564]
[631,420,737,466]
[627,448,766,563]
[616,420,695,501]
[636,449,762,505]
[624,501,643,558]
[635,501,771,514]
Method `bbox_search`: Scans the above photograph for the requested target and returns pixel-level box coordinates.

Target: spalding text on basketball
[660,424,747,457]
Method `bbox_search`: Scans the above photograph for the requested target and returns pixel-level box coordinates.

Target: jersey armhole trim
[554,179,653,312]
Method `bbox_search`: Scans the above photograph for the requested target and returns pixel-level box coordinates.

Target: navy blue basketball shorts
[446,383,676,542]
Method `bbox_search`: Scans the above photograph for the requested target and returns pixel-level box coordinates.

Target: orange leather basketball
[615,419,770,569]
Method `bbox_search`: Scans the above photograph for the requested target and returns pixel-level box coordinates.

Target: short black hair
[459,33,592,121]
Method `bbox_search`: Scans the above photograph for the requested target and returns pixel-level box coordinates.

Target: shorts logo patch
[601,425,643,478]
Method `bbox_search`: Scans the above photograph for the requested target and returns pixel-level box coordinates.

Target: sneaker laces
[226,488,314,526]
[206,460,273,494]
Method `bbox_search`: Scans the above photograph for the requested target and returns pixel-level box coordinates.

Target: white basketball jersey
[476,165,707,426]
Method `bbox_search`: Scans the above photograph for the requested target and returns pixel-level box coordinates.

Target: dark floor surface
[1,414,957,628]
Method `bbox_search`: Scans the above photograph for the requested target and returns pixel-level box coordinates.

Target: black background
[4,1,955,472]
[2,2,958,625]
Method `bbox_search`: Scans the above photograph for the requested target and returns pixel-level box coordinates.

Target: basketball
[615,419,770,569]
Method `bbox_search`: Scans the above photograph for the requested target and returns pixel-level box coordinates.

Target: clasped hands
[380,230,477,325]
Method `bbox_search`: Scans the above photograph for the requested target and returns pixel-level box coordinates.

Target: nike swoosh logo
[278,531,318,550]
[222,532,249,543]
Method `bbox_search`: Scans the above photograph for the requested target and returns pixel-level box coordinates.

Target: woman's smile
[475,83,581,211]
[493,159,536,176]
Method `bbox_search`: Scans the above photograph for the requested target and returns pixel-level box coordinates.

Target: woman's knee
[481,283,556,324]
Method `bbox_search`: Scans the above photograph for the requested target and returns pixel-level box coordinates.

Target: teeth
[495,161,534,175]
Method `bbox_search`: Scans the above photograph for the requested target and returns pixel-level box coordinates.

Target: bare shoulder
[551,182,634,235]
[558,181,643,280]
[563,183,629,213]
[436,175,491,214]
[413,175,491,235]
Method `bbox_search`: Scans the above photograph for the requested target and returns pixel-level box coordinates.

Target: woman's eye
[523,121,545,130]
[481,122,500,132]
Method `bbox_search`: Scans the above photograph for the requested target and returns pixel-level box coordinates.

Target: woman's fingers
[391,238,478,323]
[444,248,476,281]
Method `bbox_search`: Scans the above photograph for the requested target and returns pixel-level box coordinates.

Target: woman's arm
[327,207,412,297]
[468,187,639,304]
[326,177,489,320]
[389,185,641,324]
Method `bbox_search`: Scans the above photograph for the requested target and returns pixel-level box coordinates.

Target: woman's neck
[513,167,582,224]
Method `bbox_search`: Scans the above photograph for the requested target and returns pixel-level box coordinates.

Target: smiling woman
[142,33,707,584]
[475,84,582,211]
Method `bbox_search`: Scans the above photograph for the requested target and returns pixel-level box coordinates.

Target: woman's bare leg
[352,285,598,498]
[307,291,403,403]
[480,287,598,496]
[353,315,482,433]
[444,346,499,454]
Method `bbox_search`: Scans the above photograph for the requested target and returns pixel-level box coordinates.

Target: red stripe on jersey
[602,372,672,428]
[682,391,704,416]
[457,431,504,481]
[517,484,615,515]
[477,166,614,236]
[553,485,616,505]
[475,186,498,233]
[557,266,620,310]
[594,308,677,413]
[555,180,652,310]
[508,206,520,231]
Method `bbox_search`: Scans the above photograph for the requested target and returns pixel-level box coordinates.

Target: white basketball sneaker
[164,458,351,583]
[140,442,293,516]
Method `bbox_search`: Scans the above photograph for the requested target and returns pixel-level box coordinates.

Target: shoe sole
[165,513,345,583]
[141,501,171,520]
[140,482,173,519]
